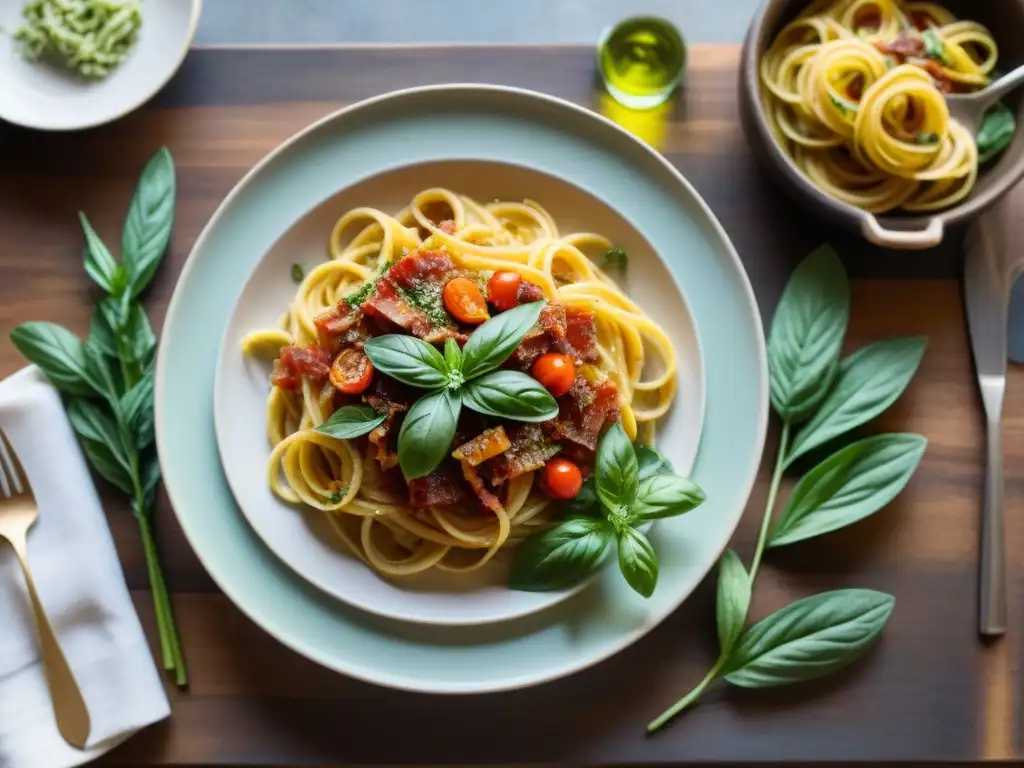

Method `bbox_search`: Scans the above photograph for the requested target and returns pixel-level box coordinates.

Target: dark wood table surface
[0,43,1021,764]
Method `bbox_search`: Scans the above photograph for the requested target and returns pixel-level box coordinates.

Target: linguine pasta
[760,0,998,213]
[241,189,678,578]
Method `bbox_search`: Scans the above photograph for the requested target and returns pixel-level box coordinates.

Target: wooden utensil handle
[979,420,1007,636]
[9,534,92,749]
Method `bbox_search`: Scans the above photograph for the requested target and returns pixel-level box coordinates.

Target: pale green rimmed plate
[155,84,768,694]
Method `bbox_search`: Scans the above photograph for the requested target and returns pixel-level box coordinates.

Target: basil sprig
[8,148,187,687]
[363,301,558,479]
[648,244,926,733]
[509,422,705,597]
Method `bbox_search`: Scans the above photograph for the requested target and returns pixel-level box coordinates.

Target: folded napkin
[0,367,170,768]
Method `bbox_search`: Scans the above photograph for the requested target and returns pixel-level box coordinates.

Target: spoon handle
[978,63,1024,111]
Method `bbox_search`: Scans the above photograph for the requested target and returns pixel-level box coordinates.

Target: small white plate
[213,158,706,626]
[0,0,201,131]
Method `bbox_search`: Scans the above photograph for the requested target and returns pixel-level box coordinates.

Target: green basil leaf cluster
[314,404,387,440]
[7,147,187,686]
[363,300,558,480]
[977,102,1016,165]
[509,422,705,598]
[648,244,925,733]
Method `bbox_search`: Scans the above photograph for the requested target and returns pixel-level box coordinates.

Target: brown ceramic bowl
[740,0,1024,249]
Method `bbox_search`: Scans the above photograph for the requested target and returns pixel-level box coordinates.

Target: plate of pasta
[741,0,1024,249]
[215,159,705,625]
[157,84,767,692]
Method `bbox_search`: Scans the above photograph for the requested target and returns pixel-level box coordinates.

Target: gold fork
[0,428,90,749]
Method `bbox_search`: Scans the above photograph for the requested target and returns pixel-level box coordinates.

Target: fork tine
[0,429,26,497]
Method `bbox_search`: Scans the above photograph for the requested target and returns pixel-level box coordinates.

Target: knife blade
[963,219,1008,636]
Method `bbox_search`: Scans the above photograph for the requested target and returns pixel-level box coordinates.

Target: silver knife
[964,218,1010,636]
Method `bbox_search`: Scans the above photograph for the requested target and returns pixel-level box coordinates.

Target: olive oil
[597,16,687,110]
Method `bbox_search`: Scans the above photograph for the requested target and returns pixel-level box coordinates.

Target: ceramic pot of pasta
[740,0,1024,249]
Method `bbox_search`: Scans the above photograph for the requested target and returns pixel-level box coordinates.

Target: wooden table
[0,44,1020,764]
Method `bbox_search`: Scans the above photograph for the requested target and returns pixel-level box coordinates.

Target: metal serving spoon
[946,63,1024,133]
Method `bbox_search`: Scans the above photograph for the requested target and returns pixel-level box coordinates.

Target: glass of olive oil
[597,16,687,110]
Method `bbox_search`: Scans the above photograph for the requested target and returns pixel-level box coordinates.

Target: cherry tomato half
[531,353,576,397]
[487,270,523,312]
[443,277,490,325]
[330,348,374,395]
[543,458,583,500]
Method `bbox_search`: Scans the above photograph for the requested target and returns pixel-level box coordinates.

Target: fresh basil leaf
[768,244,849,423]
[636,444,673,480]
[124,303,157,366]
[630,473,706,521]
[604,247,628,268]
[462,370,559,422]
[770,433,926,548]
[88,303,119,358]
[79,212,125,296]
[617,526,658,598]
[10,322,103,397]
[121,372,155,450]
[595,422,638,513]
[977,102,1016,164]
[460,300,545,380]
[364,335,448,390]
[786,336,927,467]
[561,477,599,516]
[315,404,387,439]
[444,337,462,372]
[922,28,950,65]
[722,589,894,688]
[509,515,613,591]
[397,389,461,479]
[122,147,176,298]
[716,549,750,653]
[66,398,134,494]
[84,342,119,400]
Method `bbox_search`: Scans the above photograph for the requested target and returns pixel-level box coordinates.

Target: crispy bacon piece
[270,345,332,390]
[407,464,466,508]
[485,424,562,485]
[460,461,503,514]
[913,58,955,92]
[511,304,568,367]
[452,426,511,467]
[517,280,545,304]
[546,376,620,451]
[361,376,415,468]
[874,31,924,59]
[362,251,462,342]
[314,302,369,353]
[564,307,599,362]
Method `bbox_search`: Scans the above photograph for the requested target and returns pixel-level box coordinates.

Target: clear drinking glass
[597,16,687,110]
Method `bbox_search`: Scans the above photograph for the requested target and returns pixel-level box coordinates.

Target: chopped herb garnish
[922,29,950,66]
[398,280,450,326]
[914,132,939,145]
[291,263,304,283]
[604,247,628,268]
[345,260,391,307]
[829,94,857,115]
[329,488,347,504]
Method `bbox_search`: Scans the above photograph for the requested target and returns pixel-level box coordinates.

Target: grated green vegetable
[14,0,142,79]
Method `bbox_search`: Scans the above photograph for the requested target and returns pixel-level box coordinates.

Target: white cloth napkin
[0,367,170,768]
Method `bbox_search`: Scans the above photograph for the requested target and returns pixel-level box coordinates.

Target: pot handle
[861,215,944,250]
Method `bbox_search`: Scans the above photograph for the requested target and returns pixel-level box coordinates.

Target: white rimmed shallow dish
[214,158,707,626]
[0,0,201,131]
[156,84,768,693]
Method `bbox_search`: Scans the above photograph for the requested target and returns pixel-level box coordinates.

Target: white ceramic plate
[0,0,201,131]
[214,159,706,626]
